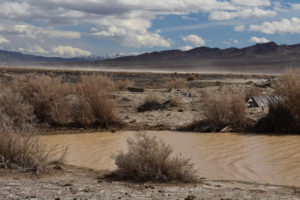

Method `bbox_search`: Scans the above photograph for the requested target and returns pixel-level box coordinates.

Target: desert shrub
[254,99,297,133]
[0,115,63,172]
[203,92,247,131]
[11,75,72,125]
[245,86,262,101]
[187,74,195,81]
[165,78,187,91]
[114,133,197,182]
[164,98,181,107]
[254,70,300,133]
[0,88,35,132]
[137,93,165,112]
[116,79,135,90]
[74,76,121,127]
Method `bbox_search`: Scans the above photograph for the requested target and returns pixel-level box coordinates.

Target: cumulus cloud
[209,8,276,21]
[0,35,10,44]
[223,39,239,46]
[231,0,271,7]
[52,45,91,57]
[234,25,246,32]
[182,34,205,47]
[249,36,270,43]
[180,45,194,51]
[0,0,282,53]
[291,4,300,10]
[0,24,80,39]
[27,44,49,55]
[249,17,300,34]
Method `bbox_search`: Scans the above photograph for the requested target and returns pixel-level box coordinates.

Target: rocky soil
[1,167,299,200]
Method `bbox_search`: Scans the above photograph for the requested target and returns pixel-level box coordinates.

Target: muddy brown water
[41,131,300,186]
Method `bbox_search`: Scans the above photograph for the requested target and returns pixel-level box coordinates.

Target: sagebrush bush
[11,75,72,125]
[74,76,121,127]
[203,92,247,131]
[165,78,187,91]
[116,79,135,90]
[254,70,300,133]
[114,133,197,182]
[137,93,165,112]
[0,113,63,172]
[7,74,121,128]
[0,88,35,132]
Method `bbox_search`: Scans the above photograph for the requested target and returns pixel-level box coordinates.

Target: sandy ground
[115,85,271,130]
[1,167,300,200]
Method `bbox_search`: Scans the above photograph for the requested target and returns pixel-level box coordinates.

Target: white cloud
[27,44,49,55]
[0,35,10,44]
[249,36,270,43]
[209,8,276,21]
[91,17,170,48]
[231,0,271,7]
[180,45,194,51]
[291,4,300,10]
[0,0,281,52]
[249,17,300,34]
[182,34,205,47]
[224,39,239,46]
[52,45,91,57]
[234,25,246,32]
[1,24,81,39]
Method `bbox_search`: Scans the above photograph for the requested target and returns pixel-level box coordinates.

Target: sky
[0,0,299,58]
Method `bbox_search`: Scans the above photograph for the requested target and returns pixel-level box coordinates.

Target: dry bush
[164,97,181,107]
[137,93,165,112]
[74,76,121,127]
[254,70,300,133]
[0,88,35,132]
[254,99,297,133]
[203,92,247,131]
[245,86,262,101]
[114,133,197,182]
[165,78,187,91]
[11,75,72,125]
[187,74,195,81]
[116,79,135,90]
[0,115,63,172]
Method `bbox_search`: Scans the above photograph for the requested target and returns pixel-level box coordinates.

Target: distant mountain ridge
[0,50,104,65]
[1,42,300,73]
[97,42,300,73]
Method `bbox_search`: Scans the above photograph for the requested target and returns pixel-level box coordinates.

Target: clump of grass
[203,91,247,131]
[254,70,300,133]
[74,76,121,127]
[187,74,195,81]
[137,93,165,112]
[165,78,187,91]
[116,79,135,90]
[11,75,72,125]
[0,88,35,132]
[113,133,197,183]
[8,74,121,128]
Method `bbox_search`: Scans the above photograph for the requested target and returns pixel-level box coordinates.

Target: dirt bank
[0,166,299,200]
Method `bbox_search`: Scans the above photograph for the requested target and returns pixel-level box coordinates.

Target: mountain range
[1,42,300,73]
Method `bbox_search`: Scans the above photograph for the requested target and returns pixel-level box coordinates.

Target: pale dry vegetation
[0,92,63,172]
[114,133,197,183]
[137,93,165,112]
[254,70,300,133]
[203,91,247,131]
[5,74,121,128]
[165,78,187,91]
[116,79,135,90]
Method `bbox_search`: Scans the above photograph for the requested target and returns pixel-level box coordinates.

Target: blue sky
[0,0,299,57]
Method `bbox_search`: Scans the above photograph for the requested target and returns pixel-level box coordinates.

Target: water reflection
[42,131,300,186]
